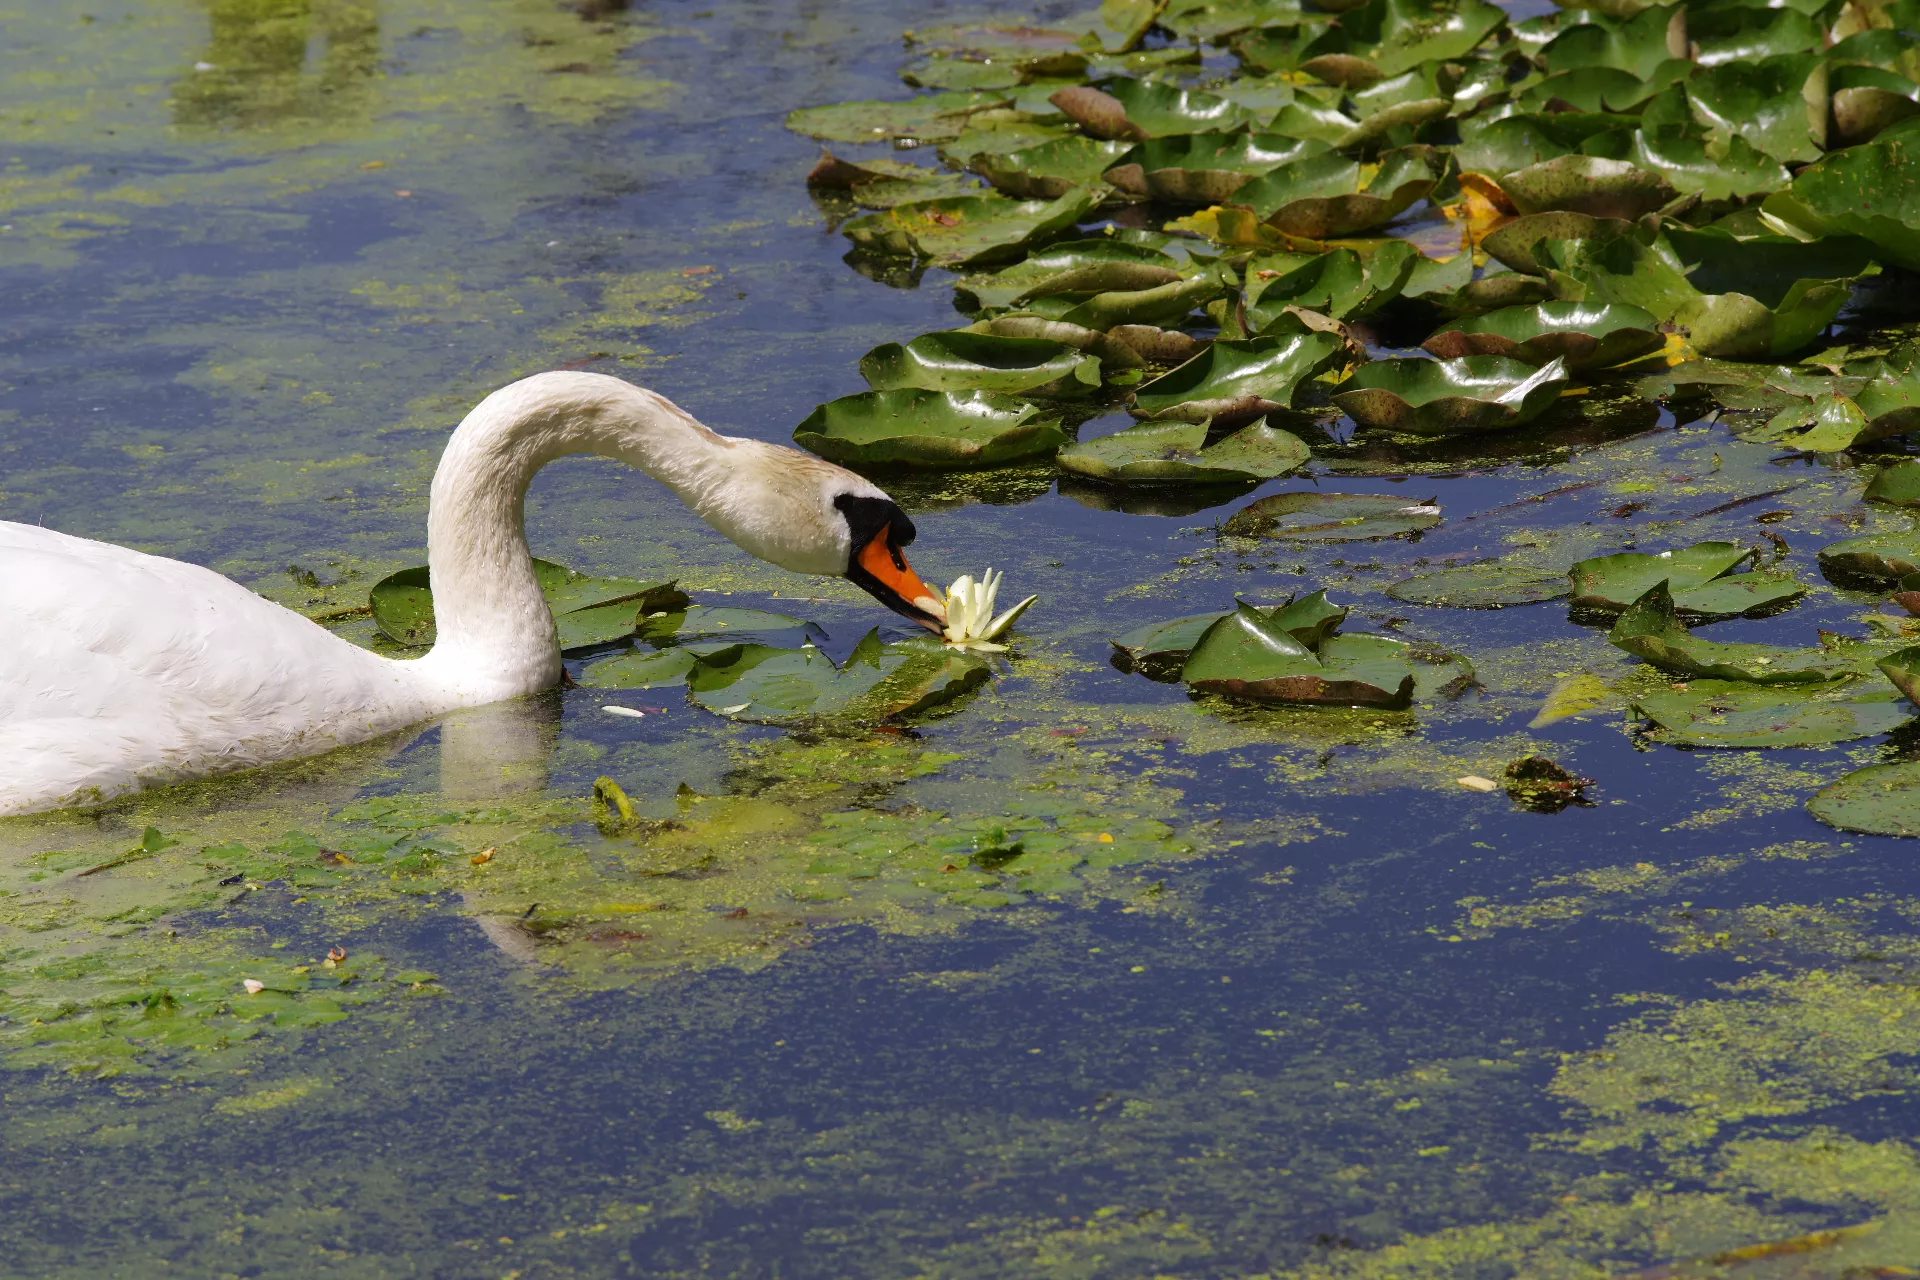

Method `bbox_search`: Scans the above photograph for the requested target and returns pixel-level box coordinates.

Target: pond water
[6,2,1920,1277]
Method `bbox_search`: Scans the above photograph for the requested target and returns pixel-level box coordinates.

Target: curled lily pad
[954,238,1182,313]
[1810,759,1920,835]
[1385,564,1569,608]
[1180,602,1461,709]
[843,186,1106,268]
[1878,645,1920,706]
[794,389,1067,469]
[1867,461,1920,509]
[370,560,689,653]
[1130,333,1348,424]
[1832,65,1920,146]
[1220,492,1441,541]
[1818,531,1920,585]
[688,632,990,725]
[1481,212,1634,276]
[1497,155,1678,220]
[970,137,1135,199]
[1053,273,1225,330]
[1056,418,1311,484]
[1423,302,1662,370]
[1235,146,1445,239]
[1111,590,1346,681]
[1569,541,1805,618]
[1335,357,1568,436]
[1241,243,1421,326]
[1609,583,1858,683]
[1050,79,1263,141]
[786,91,1009,144]
[859,331,1102,398]
[1538,233,1867,362]
[975,316,1149,369]
[1762,119,1920,271]
[1633,680,1911,749]
[1104,132,1328,203]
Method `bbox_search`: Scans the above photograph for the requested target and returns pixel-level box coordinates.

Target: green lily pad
[1691,5,1823,67]
[1161,0,1313,42]
[1539,5,1687,79]
[1130,333,1348,424]
[1818,530,1920,585]
[1633,680,1912,748]
[794,389,1068,469]
[1334,356,1569,436]
[858,331,1103,398]
[1867,460,1920,508]
[369,560,690,653]
[1499,155,1677,220]
[1568,541,1806,618]
[974,315,1150,369]
[688,632,991,725]
[1422,302,1663,370]
[1234,146,1445,239]
[969,136,1136,199]
[579,647,703,691]
[939,118,1081,167]
[1453,112,1619,180]
[1241,242,1422,326]
[1111,590,1347,681]
[1877,644,1920,706]
[1596,123,1793,204]
[899,55,1027,92]
[1051,273,1226,330]
[1538,233,1867,362]
[1220,492,1442,541]
[1810,759,1920,835]
[1180,602,1457,709]
[638,605,813,645]
[1384,564,1570,608]
[1056,418,1312,484]
[1761,118,1920,272]
[1300,0,1507,79]
[1049,78,1265,141]
[1517,65,1680,116]
[1103,131,1329,203]
[786,91,1010,145]
[1609,583,1854,682]
[954,238,1182,313]
[842,186,1106,268]
[1688,52,1828,165]
[1481,212,1634,276]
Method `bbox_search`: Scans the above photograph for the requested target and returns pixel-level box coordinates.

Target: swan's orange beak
[854,525,946,632]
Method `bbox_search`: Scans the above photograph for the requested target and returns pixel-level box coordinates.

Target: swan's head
[833,491,946,632]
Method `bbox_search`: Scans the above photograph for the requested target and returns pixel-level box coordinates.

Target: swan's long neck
[412,373,740,702]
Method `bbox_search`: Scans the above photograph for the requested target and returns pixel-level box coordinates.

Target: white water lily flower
[939,568,1037,652]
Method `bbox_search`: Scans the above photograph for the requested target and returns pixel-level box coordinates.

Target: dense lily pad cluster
[782,0,1920,817]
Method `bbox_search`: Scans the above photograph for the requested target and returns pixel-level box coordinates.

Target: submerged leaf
[1220,492,1441,541]
[1387,564,1570,609]
[1811,759,1920,834]
[1634,680,1911,748]
[1056,418,1311,484]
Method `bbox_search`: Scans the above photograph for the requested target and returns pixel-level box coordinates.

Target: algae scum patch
[23,0,1920,1276]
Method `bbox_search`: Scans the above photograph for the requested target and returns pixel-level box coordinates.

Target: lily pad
[1602,123,1793,204]
[580,647,704,690]
[1867,461,1920,509]
[1538,5,1687,79]
[1634,680,1912,748]
[1301,0,1507,79]
[638,605,814,645]
[1052,273,1225,330]
[859,331,1103,398]
[1831,64,1920,146]
[786,91,1010,145]
[1818,530,1920,585]
[969,137,1135,199]
[842,186,1106,268]
[1111,590,1347,681]
[1129,333,1348,424]
[954,238,1183,313]
[1538,233,1867,362]
[1609,584,1855,683]
[1568,541,1806,618]
[794,389,1068,468]
[1220,492,1441,541]
[1481,212,1634,276]
[1240,243,1421,326]
[1686,53,1827,164]
[1180,601,1461,709]
[1049,78,1264,141]
[1334,356,1569,436]
[1810,759,1920,835]
[1103,131,1329,203]
[1422,302,1663,370]
[1056,418,1312,484]
[369,561,690,653]
[1498,155,1678,221]
[1385,564,1570,608]
[1761,118,1920,272]
[688,632,991,725]
[1234,146,1445,239]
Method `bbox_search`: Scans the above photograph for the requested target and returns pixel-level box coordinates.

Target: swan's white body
[1,372,912,817]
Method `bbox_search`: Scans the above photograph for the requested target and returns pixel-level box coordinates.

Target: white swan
[0,371,946,818]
